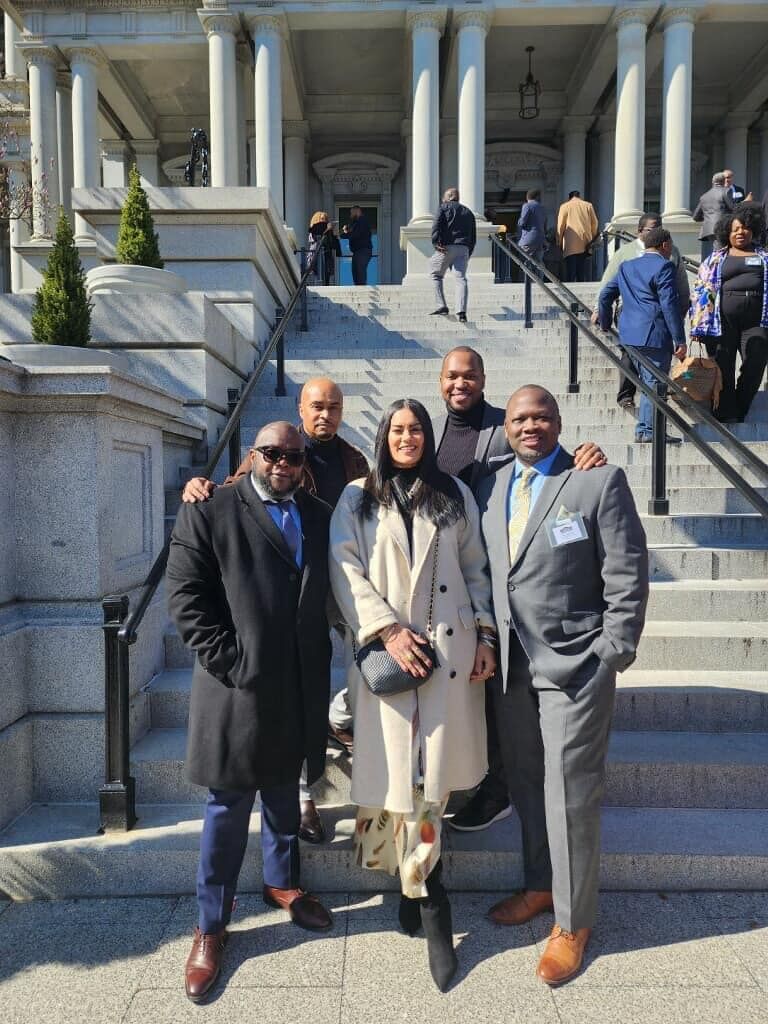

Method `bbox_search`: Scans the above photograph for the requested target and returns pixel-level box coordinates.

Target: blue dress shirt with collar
[507,443,562,525]
[251,475,303,568]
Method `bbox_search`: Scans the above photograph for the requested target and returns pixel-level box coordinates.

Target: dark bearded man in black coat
[167,421,334,1004]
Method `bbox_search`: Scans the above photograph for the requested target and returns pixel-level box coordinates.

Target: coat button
[446,628,453,637]
[449,670,457,678]
[508,585,516,592]
[439,585,447,593]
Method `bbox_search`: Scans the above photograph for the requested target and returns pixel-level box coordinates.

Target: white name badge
[744,256,762,266]
[546,512,588,548]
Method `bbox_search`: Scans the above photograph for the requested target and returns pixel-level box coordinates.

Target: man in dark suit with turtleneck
[434,347,606,832]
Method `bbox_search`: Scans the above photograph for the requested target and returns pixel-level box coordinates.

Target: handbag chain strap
[425,530,440,640]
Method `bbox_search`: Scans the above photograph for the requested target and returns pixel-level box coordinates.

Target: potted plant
[86,165,187,295]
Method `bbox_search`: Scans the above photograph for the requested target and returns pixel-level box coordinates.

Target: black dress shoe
[457,311,467,323]
[299,799,326,844]
[430,306,449,316]
[448,786,512,832]
[263,886,333,931]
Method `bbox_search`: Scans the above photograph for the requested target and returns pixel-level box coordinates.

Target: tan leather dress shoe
[488,889,554,925]
[536,925,591,986]
[263,886,333,931]
[184,926,228,1002]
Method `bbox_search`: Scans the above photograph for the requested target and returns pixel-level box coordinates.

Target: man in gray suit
[692,172,734,258]
[477,385,648,986]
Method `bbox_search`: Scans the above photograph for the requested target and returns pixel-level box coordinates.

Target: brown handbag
[670,341,723,410]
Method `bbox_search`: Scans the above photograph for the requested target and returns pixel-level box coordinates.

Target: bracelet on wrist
[379,625,398,643]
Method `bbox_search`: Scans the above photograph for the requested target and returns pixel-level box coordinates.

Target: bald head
[444,187,459,203]
[505,386,562,465]
[507,385,560,417]
[253,421,303,450]
[250,421,305,498]
[298,377,344,440]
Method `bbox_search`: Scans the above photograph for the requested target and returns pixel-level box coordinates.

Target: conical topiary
[115,165,163,268]
[31,208,92,346]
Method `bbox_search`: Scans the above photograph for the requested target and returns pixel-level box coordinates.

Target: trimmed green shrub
[115,165,163,268]
[31,208,92,346]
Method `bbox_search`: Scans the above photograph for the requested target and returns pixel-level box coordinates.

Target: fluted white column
[561,116,592,197]
[24,47,60,237]
[613,8,650,221]
[597,116,616,224]
[68,48,102,241]
[249,14,285,216]
[200,11,239,187]
[284,122,308,238]
[132,140,159,186]
[4,14,25,80]
[408,10,444,222]
[401,118,412,223]
[661,7,696,218]
[8,164,29,292]
[724,112,754,192]
[56,73,74,218]
[440,119,458,195]
[237,55,249,186]
[457,9,489,217]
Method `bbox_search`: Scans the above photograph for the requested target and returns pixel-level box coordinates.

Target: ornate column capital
[246,13,287,40]
[613,5,654,29]
[100,138,130,158]
[198,10,240,37]
[406,8,446,35]
[660,6,700,29]
[454,8,491,34]
[20,45,58,68]
[131,139,160,156]
[65,47,105,69]
[283,119,310,141]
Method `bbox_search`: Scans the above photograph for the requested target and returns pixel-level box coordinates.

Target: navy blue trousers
[197,784,301,933]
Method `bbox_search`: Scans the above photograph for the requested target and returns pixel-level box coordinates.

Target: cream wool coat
[329,477,495,813]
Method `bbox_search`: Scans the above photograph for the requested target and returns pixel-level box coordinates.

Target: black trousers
[564,252,588,283]
[616,348,637,404]
[705,294,768,420]
[352,248,372,286]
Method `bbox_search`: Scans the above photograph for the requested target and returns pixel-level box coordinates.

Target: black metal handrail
[99,246,321,832]
[601,225,701,275]
[489,233,768,520]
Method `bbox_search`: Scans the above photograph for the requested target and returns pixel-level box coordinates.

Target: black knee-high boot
[419,859,458,992]
[398,894,422,936]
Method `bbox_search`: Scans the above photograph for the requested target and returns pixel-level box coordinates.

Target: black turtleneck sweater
[436,399,486,485]
[304,432,348,508]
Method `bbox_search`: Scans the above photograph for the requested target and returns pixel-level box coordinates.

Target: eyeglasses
[253,446,305,467]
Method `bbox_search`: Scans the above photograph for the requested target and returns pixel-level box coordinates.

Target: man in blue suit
[597,226,687,443]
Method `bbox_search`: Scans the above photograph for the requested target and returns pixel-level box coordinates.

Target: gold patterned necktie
[508,467,536,564]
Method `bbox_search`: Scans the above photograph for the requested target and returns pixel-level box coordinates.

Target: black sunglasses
[254,445,305,467]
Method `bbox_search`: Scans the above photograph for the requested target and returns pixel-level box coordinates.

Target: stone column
[237,54,250,186]
[759,118,768,201]
[661,7,696,218]
[248,136,256,186]
[101,139,129,187]
[561,115,592,197]
[68,48,103,241]
[457,9,490,217]
[4,14,25,80]
[724,112,754,191]
[283,121,308,238]
[440,119,458,195]
[381,171,393,285]
[8,164,30,292]
[23,47,60,237]
[401,118,412,222]
[132,140,160,186]
[407,10,444,222]
[597,116,616,224]
[249,14,285,217]
[56,73,74,219]
[199,11,239,188]
[613,7,650,223]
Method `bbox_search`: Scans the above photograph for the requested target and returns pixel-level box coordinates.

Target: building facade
[2,0,768,287]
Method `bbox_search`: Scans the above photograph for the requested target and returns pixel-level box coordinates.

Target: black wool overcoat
[166,475,332,791]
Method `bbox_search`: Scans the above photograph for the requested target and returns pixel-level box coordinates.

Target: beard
[253,470,298,500]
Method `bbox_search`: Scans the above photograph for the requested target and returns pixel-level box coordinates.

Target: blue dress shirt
[507,444,562,525]
[251,475,303,568]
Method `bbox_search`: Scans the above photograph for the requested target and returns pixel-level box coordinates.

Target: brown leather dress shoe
[263,886,333,931]
[488,889,554,925]
[184,926,228,1003]
[328,721,354,757]
[299,799,326,844]
[536,925,591,986]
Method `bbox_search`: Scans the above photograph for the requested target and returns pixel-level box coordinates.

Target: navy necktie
[270,500,300,564]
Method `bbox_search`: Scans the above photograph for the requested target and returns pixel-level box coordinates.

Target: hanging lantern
[518,46,541,120]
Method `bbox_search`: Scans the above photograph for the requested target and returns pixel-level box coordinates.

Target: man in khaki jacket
[556,191,599,283]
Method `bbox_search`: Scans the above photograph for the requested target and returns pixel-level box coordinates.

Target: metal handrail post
[274,306,286,397]
[524,273,533,328]
[227,388,241,478]
[649,380,670,515]
[568,301,580,393]
[299,250,309,332]
[99,596,136,832]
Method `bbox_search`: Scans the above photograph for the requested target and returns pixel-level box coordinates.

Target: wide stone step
[645,580,768,619]
[1,802,765,898]
[648,546,768,580]
[633,620,768,671]
[639,514,767,547]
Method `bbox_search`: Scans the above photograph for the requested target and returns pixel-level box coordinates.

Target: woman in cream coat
[329,398,497,992]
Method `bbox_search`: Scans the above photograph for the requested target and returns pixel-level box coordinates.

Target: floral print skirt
[353,786,447,898]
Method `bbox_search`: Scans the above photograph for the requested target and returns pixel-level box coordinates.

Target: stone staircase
[2,281,767,899]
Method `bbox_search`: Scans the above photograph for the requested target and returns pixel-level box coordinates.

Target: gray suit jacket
[433,400,510,495]
[476,448,649,689]
[692,186,734,240]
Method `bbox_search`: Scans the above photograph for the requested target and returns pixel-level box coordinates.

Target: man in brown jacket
[182,377,368,843]
[556,191,599,283]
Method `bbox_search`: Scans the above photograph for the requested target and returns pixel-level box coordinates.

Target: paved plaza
[1,890,767,1024]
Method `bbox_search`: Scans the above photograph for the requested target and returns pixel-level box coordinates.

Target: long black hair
[359,398,465,528]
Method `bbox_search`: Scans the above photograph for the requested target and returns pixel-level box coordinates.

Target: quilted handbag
[355,532,440,698]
